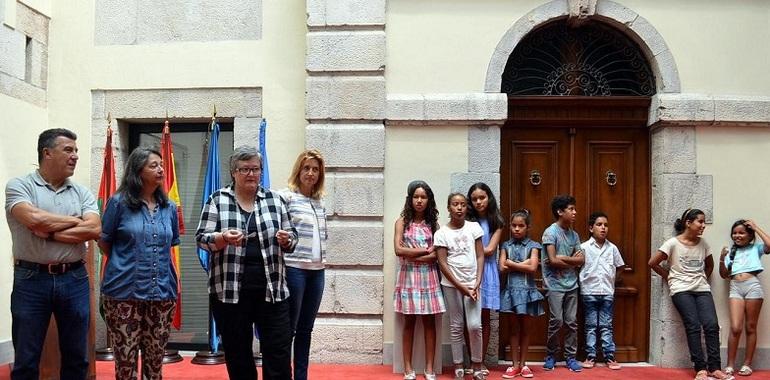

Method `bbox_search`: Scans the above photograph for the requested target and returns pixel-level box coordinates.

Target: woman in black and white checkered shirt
[196,145,298,380]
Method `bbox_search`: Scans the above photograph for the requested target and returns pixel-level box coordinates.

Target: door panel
[500,124,649,362]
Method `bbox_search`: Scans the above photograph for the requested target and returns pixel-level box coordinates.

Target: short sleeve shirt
[658,237,711,295]
[5,171,99,263]
[434,221,484,288]
[541,222,581,292]
[724,242,767,276]
[579,237,625,295]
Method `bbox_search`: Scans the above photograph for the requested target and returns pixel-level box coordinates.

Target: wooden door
[499,97,650,362]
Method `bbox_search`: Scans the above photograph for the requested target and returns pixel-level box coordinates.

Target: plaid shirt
[196,185,297,304]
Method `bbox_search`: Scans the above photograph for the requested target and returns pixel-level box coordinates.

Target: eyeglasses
[236,167,261,175]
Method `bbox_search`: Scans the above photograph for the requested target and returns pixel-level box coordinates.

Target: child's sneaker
[566,357,582,372]
[454,368,466,380]
[404,371,416,380]
[543,355,556,371]
[521,366,534,378]
[424,373,437,380]
[502,366,521,379]
[582,357,595,369]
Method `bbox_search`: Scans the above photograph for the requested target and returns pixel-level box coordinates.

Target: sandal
[695,370,709,380]
[725,367,735,375]
[404,371,416,380]
[710,369,735,380]
[738,365,753,376]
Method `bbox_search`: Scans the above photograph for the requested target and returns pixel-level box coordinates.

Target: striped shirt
[196,185,297,304]
[279,189,327,269]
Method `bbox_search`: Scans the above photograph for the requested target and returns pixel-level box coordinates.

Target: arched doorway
[498,18,654,363]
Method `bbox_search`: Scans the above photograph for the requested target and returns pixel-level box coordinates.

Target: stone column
[649,125,713,367]
[305,0,387,363]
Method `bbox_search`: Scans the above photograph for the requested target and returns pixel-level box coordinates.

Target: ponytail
[674,208,704,234]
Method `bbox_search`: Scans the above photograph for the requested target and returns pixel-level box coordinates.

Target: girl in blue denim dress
[499,209,543,379]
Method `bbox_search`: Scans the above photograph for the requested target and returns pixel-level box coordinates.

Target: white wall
[697,126,770,350]
[0,94,48,345]
[386,0,770,95]
[383,125,468,343]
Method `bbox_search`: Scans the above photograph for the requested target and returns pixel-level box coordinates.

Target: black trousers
[671,291,721,372]
[211,292,292,380]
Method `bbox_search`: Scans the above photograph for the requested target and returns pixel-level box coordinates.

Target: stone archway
[484,0,681,95]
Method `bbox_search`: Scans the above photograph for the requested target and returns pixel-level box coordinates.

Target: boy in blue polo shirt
[541,195,584,372]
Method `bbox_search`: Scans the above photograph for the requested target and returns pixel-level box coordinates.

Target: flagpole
[192,109,225,365]
[95,113,116,361]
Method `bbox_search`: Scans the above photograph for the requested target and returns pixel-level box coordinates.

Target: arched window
[502,21,655,96]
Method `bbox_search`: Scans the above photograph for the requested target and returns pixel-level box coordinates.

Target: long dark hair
[400,180,439,233]
[466,182,504,232]
[673,208,704,235]
[729,219,755,261]
[117,147,169,211]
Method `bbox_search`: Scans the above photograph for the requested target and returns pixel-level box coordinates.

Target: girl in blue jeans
[649,209,733,380]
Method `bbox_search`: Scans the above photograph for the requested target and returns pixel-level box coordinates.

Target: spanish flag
[161,120,184,330]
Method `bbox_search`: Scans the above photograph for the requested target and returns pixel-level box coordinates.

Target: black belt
[15,259,84,274]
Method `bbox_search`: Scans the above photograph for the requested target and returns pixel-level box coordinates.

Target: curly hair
[400,180,439,234]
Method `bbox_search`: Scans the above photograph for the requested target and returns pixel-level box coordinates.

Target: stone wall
[94,0,262,45]
[0,1,49,106]
[304,0,387,363]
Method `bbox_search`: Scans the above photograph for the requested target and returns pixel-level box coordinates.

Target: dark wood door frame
[500,95,652,362]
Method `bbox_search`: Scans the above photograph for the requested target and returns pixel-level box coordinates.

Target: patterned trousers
[103,297,176,380]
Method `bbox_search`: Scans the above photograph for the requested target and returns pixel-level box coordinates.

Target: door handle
[529,170,542,186]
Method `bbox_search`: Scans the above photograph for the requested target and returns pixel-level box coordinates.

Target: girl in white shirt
[648,208,733,380]
[435,193,485,380]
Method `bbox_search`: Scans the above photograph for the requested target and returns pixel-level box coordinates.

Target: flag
[259,119,270,188]
[96,124,116,320]
[200,118,221,352]
[160,120,185,330]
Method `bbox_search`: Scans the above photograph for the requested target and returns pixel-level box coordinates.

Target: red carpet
[1,360,748,379]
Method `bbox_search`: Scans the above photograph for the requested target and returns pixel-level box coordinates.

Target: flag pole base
[95,346,115,361]
[191,350,225,365]
[162,349,184,364]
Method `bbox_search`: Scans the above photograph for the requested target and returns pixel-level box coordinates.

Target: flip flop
[738,365,753,376]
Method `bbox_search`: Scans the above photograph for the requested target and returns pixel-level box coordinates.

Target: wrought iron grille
[501,21,655,96]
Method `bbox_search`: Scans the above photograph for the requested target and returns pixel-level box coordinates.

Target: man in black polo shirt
[5,128,101,380]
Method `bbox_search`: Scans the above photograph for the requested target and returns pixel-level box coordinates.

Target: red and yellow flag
[96,124,117,320]
[161,120,185,330]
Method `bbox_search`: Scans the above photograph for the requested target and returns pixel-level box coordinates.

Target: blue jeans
[11,265,90,380]
[286,267,325,380]
[582,294,616,359]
